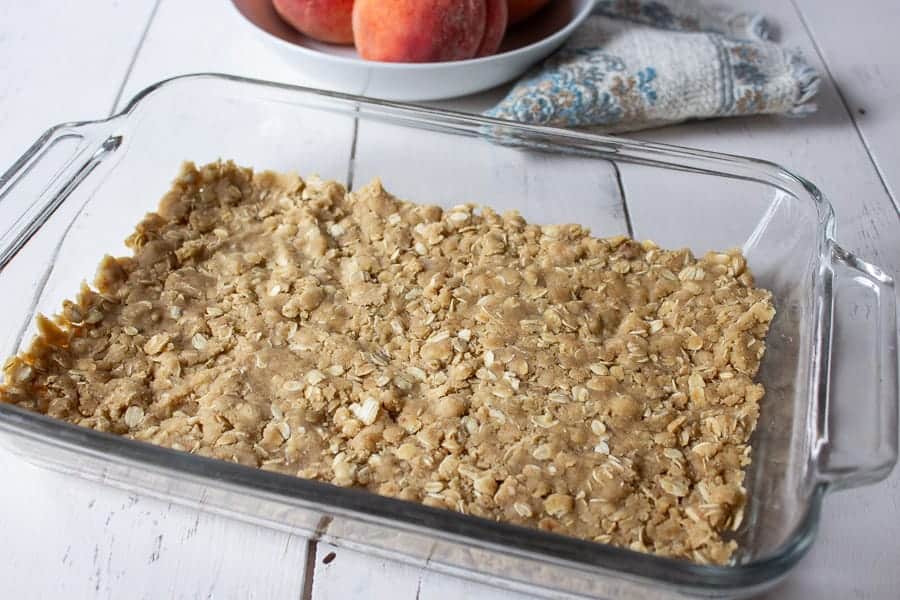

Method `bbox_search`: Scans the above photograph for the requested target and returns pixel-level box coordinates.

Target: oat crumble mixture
[0,161,775,564]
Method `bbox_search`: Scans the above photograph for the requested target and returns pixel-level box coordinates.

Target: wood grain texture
[115,0,319,111]
[311,543,540,600]
[0,0,157,167]
[793,0,900,208]
[770,7,900,599]
[0,451,309,600]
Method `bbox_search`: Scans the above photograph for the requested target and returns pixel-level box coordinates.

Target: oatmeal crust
[1,161,774,564]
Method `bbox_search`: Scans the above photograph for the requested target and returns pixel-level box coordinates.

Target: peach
[353,0,488,63]
[507,0,552,25]
[476,0,509,57]
[272,0,355,45]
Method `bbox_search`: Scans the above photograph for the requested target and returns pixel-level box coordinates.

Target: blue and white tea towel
[486,0,820,132]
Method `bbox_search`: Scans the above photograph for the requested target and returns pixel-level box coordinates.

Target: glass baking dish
[0,74,896,599]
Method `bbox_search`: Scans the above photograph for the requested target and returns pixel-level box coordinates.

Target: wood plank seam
[345,112,360,192]
[108,0,163,117]
[611,161,635,237]
[304,515,335,597]
[301,539,318,600]
[789,0,899,214]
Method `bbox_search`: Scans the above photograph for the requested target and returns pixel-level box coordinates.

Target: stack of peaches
[273,0,554,62]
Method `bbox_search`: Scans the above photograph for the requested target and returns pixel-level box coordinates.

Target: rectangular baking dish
[0,74,896,599]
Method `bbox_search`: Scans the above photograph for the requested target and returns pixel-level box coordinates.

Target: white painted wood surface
[0,458,310,600]
[1,1,897,598]
[0,1,155,165]
[793,0,900,206]
[0,3,313,599]
[114,0,322,111]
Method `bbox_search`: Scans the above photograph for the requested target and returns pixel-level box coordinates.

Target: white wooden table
[1,1,898,598]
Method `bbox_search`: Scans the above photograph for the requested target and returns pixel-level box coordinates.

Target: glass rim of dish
[0,72,894,597]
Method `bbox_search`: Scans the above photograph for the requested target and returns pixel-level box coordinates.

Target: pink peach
[273,0,355,45]
[476,0,509,57]
[353,0,487,63]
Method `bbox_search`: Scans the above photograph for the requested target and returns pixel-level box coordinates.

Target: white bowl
[230,0,595,101]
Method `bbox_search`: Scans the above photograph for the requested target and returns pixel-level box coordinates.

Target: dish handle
[0,123,120,270]
[816,242,899,491]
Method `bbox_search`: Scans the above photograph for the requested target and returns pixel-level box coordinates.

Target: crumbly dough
[0,161,774,564]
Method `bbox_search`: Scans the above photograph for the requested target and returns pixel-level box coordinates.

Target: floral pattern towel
[486,0,820,132]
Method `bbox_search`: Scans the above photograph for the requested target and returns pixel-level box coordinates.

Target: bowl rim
[227,0,596,70]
